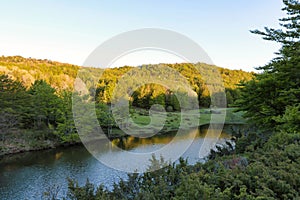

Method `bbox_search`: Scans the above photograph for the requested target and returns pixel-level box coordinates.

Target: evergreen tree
[0,75,31,130]
[236,0,300,131]
[28,80,62,129]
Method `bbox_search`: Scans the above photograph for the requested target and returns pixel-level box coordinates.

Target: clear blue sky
[0,0,285,71]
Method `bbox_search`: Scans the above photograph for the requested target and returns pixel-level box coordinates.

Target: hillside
[0,56,254,106]
[0,56,81,89]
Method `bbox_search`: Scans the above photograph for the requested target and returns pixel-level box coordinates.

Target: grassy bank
[0,108,245,157]
[107,108,245,138]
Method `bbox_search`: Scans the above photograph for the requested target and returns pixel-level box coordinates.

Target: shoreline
[0,123,246,158]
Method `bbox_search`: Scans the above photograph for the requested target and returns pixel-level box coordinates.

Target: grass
[131,107,245,126]
[107,107,246,137]
[0,108,246,156]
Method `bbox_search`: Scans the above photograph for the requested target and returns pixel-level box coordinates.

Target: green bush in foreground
[55,130,299,200]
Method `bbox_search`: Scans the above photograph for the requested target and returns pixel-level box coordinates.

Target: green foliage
[67,179,109,200]
[54,91,79,143]
[273,104,300,133]
[0,76,80,153]
[208,141,235,159]
[28,80,62,130]
[95,63,253,109]
[236,0,300,132]
[0,56,80,89]
[0,75,31,130]
[60,129,300,199]
[95,103,116,127]
[0,56,253,132]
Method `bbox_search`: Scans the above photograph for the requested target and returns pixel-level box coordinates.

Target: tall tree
[0,75,31,130]
[28,80,62,129]
[236,0,300,131]
[54,91,79,142]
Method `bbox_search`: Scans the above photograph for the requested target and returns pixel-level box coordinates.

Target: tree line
[0,56,253,108]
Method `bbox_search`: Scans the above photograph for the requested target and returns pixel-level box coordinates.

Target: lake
[0,125,233,199]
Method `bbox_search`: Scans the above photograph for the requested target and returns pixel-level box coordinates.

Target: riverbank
[0,108,245,157]
[106,108,245,138]
[0,129,81,157]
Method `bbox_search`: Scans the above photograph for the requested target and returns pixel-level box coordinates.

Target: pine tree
[28,80,61,129]
[236,0,300,131]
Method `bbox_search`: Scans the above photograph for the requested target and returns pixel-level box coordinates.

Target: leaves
[236,0,300,132]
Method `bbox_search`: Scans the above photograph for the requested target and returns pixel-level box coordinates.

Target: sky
[0,0,285,71]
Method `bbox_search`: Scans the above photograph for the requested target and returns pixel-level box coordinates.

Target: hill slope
[0,56,254,106]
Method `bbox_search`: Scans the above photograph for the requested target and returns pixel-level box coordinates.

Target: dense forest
[46,0,299,199]
[95,63,253,108]
[0,55,253,108]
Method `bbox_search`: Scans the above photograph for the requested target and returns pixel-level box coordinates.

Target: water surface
[0,126,231,199]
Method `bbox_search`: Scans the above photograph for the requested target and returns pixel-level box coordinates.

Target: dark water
[0,126,232,199]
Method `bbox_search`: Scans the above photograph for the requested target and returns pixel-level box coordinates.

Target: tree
[273,103,300,133]
[236,0,300,131]
[28,80,62,129]
[55,91,79,142]
[0,75,31,130]
[0,74,27,110]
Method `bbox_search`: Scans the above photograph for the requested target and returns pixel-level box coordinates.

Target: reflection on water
[112,126,229,150]
[55,152,64,160]
[0,125,232,199]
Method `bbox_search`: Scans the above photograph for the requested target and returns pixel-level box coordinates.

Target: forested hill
[0,56,80,89]
[0,55,254,106]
